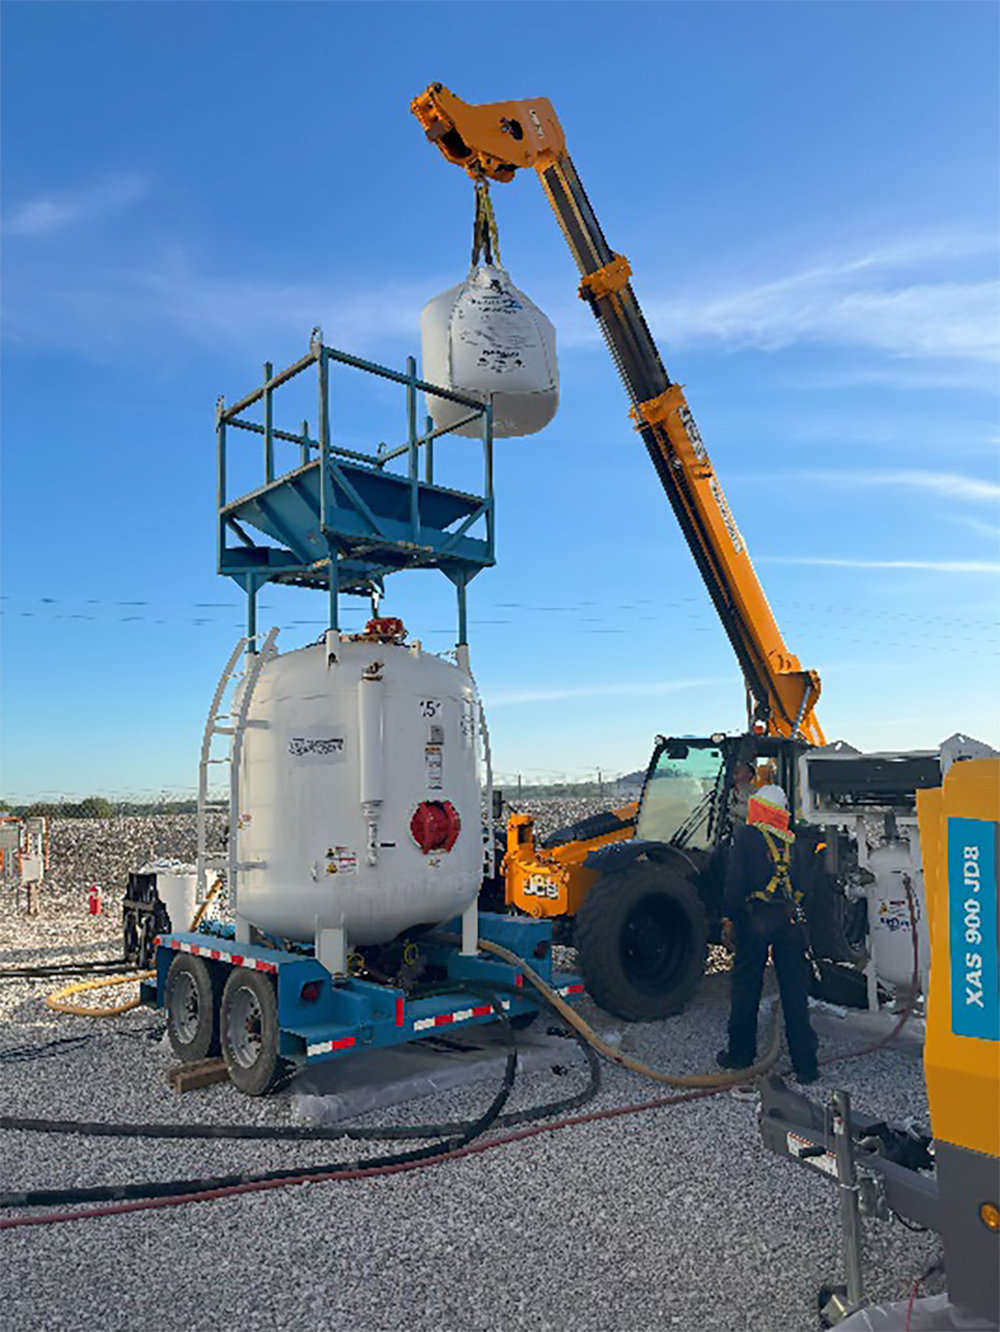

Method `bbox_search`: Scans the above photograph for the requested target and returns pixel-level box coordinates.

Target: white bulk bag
[421,264,558,439]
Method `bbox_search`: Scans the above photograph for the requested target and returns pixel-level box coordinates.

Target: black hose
[1,983,600,1142]
[0,959,137,981]
[1,984,520,1210]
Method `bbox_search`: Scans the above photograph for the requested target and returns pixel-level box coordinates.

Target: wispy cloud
[644,264,997,365]
[4,223,998,377]
[131,262,424,349]
[762,556,1000,574]
[799,470,1000,503]
[1,249,427,359]
[553,231,1000,368]
[3,172,148,238]
[483,677,727,707]
[952,515,1000,540]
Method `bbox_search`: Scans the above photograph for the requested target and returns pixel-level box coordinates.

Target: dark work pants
[727,901,818,1075]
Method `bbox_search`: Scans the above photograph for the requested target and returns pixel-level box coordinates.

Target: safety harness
[749,826,801,907]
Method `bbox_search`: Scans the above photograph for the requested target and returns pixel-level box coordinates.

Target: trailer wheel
[221,968,284,1096]
[574,863,708,1022]
[509,1011,539,1030]
[165,954,221,1062]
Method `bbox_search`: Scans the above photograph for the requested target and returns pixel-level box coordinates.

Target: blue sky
[2,1,998,801]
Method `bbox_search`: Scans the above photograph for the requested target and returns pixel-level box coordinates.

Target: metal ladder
[196,627,279,915]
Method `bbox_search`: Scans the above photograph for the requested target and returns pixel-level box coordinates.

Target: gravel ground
[1,811,941,1331]
[4,813,226,917]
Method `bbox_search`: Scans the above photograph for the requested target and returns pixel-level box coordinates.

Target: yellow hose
[44,877,223,1019]
[478,936,782,1090]
[43,971,155,1018]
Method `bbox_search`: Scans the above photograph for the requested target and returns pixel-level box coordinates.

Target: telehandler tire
[806,878,868,966]
[574,863,709,1022]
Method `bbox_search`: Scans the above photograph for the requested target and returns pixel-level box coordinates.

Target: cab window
[636,744,725,850]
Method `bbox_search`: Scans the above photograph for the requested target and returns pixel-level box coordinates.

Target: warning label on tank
[288,732,346,764]
[425,745,443,790]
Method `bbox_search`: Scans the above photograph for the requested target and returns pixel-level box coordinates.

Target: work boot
[793,1066,820,1086]
[716,1048,752,1070]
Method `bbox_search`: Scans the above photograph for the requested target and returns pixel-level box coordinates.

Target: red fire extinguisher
[88,884,102,915]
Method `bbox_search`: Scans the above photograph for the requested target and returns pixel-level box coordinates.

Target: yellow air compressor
[759,755,999,1330]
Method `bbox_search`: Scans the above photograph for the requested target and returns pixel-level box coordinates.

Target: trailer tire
[510,1011,539,1030]
[165,954,221,1062]
[221,968,284,1096]
[575,863,708,1022]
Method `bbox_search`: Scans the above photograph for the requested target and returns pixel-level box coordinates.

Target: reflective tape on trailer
[306,1036,356,1057]
[157,937,278,975]
[556,983,584,998]
[412,999,512,1033]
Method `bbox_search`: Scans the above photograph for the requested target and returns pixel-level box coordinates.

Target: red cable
[1,1087,720,1231]
[904,1278,921,1330]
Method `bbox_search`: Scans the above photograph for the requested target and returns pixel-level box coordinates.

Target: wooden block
[167,1057,230,1092]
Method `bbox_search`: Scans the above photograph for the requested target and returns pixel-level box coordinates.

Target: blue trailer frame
[147,911,583,1070]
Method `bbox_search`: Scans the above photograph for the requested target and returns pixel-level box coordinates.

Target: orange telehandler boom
[412,83,824,746]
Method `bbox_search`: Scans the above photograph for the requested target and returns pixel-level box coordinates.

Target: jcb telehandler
[413,85,924,1019]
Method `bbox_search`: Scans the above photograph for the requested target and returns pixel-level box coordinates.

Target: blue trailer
[148,911,583,1094]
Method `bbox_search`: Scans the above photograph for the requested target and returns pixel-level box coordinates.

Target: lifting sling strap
[471,178,501,268]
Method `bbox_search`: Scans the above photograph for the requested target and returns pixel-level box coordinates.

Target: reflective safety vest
[749,827,802,906]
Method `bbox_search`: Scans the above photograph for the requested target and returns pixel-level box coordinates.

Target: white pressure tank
[867,842,925,991]
[421,264,558,438]
[234,629,483,948]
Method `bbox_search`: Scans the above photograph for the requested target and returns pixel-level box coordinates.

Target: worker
[729,760,758,823]
[717,784,819,1084]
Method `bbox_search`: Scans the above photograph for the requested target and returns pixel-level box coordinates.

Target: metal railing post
[328,556,339,632]
[317,341,331,536]
[263,361,274,484]
[424,413,434,484]
[483,400,495,558]
[246,575,258,655]
[407,356,419,541]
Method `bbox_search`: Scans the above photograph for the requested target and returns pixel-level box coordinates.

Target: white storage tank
[421,264,558,438]
[234,630,483,948]
[867,842,924,990]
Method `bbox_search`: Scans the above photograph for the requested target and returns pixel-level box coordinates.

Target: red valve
[410,801,461,854]
[364,617,407,642]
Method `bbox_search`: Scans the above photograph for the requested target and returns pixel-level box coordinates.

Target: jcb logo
[522,876,560,900]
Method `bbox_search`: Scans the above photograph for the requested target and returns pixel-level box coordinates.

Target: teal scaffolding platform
[217,330,495,642]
